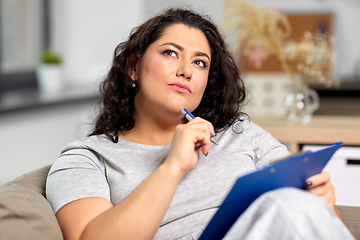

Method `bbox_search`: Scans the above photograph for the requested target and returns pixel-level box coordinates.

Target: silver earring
[132,81,136,88]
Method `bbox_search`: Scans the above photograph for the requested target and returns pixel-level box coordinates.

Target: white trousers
[222,188,354,240]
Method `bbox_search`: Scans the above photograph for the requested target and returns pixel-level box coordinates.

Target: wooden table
[252,116,360,154]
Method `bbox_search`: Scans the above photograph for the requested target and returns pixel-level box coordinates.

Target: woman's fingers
[305,171,330,188]
[176,119,213,154]
[166,117,215,175]
[305,171,336,208]
[187,117,215,142]
[179,117,214,150]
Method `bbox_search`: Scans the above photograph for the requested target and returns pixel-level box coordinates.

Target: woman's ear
[129,61,141,81]
[129,70,136,81]
[129,69,138,89]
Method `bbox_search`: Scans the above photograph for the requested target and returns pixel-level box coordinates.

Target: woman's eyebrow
[160,42,211,61]
[160,42,184,50]
[195,51,211,61]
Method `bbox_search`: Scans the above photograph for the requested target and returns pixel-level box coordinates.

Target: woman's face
[134,23,211,121]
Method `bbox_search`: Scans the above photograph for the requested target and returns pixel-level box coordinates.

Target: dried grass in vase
[223,0,337,92]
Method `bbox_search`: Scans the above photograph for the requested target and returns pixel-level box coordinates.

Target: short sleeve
[46,148,111,214]
[246,121,291,168]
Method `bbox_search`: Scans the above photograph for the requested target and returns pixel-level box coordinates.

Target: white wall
[0,101,97,186]
[51,0,144,85]
[142,0,224,24]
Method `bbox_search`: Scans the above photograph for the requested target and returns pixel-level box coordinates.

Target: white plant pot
[36,64,63,95]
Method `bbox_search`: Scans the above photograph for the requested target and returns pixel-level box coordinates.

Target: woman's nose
[176,60,193,80]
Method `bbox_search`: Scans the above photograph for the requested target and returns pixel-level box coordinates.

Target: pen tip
[211,138,218,145]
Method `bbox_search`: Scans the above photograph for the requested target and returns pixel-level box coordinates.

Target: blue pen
[180,108,218,145]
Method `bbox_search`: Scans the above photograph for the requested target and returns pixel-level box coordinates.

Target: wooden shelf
[252,116,360,154]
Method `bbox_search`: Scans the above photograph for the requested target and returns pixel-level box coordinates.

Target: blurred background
[0,0,359,195]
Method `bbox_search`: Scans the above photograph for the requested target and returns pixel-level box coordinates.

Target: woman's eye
[163,50,177,57]
[193,60,207,68]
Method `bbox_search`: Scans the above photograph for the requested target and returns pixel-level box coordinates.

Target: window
[0,0,49,92]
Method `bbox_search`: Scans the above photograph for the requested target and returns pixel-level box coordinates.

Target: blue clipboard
[199,142,343,240]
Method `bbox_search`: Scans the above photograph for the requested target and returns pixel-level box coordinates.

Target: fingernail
[305,181,312,187]
[205,152,209,157]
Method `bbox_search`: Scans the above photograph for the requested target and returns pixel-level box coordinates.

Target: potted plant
[36,50,63,95]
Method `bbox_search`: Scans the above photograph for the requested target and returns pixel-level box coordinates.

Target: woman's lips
[168,83,192,94]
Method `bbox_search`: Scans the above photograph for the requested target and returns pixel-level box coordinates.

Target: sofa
[0,165,359,240]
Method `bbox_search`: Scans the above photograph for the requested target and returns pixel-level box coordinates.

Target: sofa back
[0,165,63,240]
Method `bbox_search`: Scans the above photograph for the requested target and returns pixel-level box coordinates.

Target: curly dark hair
[89,8,246,142]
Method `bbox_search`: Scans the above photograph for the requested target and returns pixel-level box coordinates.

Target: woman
[46,8,353,240]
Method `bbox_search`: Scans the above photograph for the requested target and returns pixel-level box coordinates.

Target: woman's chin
[167,102,194,113]
[170,96,201,110]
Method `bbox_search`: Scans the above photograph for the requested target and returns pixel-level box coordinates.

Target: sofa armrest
[338,205,360,240]
[0,165,63,240]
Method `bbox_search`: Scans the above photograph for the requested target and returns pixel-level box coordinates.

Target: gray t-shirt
[46,118,290,239]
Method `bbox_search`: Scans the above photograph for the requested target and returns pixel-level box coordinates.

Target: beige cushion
[0,165,63,240]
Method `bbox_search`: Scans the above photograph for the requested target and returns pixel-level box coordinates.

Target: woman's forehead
[153,23,211,58]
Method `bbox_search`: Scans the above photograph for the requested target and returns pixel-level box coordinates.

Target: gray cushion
[338,205,360,240]
[0,165,63,240]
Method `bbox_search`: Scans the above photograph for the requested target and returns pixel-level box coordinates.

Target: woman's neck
[118,115,182,146]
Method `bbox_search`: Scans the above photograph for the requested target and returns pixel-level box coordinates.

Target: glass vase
[284,85,320,124]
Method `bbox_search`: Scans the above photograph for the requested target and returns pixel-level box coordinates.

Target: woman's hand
[305,171,342,219]
[165,117,215,177]
[305,171,335,208]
